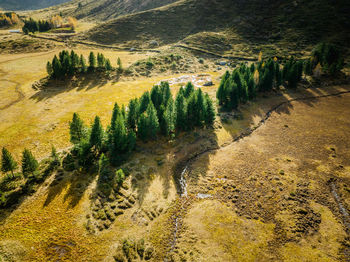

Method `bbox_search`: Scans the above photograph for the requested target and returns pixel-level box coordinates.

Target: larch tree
[1,147,18,177]
[89,52,96,71]
[89,116,104,153]
[69,113,87,144]
[204,94,215,127]
[21,148,38,177]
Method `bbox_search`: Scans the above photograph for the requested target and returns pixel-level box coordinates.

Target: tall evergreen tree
[139,91,151,114]
[69,113,87,144]
[146,102,159,140]
[230,83,239,110]
[105,59,112,71]
[127,98,139,130]
[46,61,53,77]
[80,54,87,73]
[21,148,38,177]
[184,82,194,98]
[247,76,256,100]
[204,94,215,127]
[1,148,18,177]
[138,113,148,142]
[195,88,206,127]
[110,103,120,130]
[217,71,230,105]
[52,55,62,79]
[186,93,197,130]
[162,97,175,136]
[89,116,104,153]
[117,57,123,72]
[89,52,96,71]
[175,91,187,131]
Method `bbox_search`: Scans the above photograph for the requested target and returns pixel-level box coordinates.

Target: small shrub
[198,58,204,64]
[116,169,125,186]
[146,59,154,68]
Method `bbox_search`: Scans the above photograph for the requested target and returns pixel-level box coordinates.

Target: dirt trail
[28,34,161,53]
[169,88,350,254]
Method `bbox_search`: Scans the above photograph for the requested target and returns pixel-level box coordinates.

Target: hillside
[78,0,350,54]
[61,0,179,21]
[0,0,70,11]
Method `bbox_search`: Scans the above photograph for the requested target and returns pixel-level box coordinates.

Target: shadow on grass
[43,168,97,209]
[29,72,115,102]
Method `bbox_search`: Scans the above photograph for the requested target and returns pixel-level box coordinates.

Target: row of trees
[0,12,20,27]
[1,147,38,178]
[69,81,215,167]
[217,57,308,110]
[46,50,115,79]
[22,15,77,34]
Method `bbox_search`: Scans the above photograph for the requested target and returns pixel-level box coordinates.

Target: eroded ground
[178,91,350,262]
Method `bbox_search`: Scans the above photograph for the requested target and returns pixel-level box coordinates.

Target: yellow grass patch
[184,200,275,261]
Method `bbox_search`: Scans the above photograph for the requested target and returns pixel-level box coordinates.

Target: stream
[330,182,350,231]
[168,90,350,256]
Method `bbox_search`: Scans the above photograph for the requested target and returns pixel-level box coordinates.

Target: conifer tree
[21,148,38,176]
[139,91,151,114]
[89,116,104,152]
[46,61,53,77]
[117,57,123,73]
[146,102,159,140]
[275,62,282,87]
[109,113,128,165]
[69,113,87,144]
[288,64,298,89]
[247,76,256,100]
[52,55,62,79]
[184,82,194,98]
[105,59,112,71]
[303,59,312,76]
[175,91,187,131]
[89,51,96,71]
[138,113,148,141]
[230,83,239,110]
[80,54,87,73]
[217,71,230,105]
[195,88,206,127]
[110,103,120,130]
[186,93,197,130]
[162,97,175,136]
[1,147,18,177]
[204,94,215,127]
[127,98,139,130]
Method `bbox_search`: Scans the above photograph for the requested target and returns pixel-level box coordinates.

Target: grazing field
[1,81,349,261]
[0,49,218,160]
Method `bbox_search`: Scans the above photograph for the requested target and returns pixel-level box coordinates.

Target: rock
[203,81,213,86]
[149,40,159,47]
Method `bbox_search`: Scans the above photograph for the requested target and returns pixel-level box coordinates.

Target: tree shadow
[30,73,113,102]
[43,167,97,209]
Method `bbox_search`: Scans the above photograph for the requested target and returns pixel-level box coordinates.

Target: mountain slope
[54,0,179,21]
[0,0,70,10]
[78,0,350,53]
